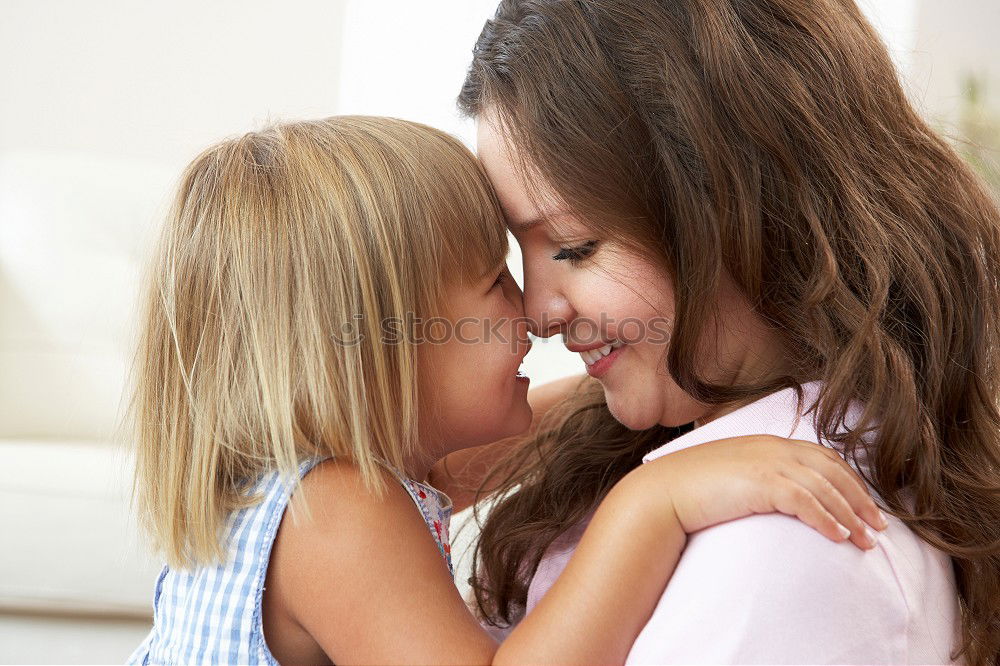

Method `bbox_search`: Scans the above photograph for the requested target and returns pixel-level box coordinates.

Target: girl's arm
[495,465,685,665]
[428,374,587,511]
[273,436,884,665]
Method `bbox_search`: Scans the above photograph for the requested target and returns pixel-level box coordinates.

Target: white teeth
[579,342,624,366]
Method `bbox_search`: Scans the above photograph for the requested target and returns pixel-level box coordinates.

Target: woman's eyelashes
[552,240,598,264]
[493,269,507,288]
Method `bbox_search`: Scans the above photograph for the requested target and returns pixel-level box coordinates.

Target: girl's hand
[635,435,889,549]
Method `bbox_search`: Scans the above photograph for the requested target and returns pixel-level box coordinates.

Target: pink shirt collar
[643,380,827,464]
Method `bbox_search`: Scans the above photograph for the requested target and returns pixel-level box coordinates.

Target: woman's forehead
[475,116,589,237]
[476,120,534,221]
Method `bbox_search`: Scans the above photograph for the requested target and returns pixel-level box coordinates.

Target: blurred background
[0,0,997,662]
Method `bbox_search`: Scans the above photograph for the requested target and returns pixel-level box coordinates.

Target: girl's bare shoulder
[285,458,421,537]
[267,457,494,664]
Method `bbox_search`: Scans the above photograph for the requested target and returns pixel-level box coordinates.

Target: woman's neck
[693,318,792,429]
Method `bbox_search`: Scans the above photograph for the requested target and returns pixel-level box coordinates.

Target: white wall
[0,0,346,172]
[857,0,919,81]
[911,0,1000,121]
[337,0,494,147]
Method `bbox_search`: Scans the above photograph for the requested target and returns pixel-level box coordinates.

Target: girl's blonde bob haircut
[129,116,507,567]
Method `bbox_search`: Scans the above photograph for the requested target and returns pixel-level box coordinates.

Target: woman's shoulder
[688,512,898,577]
[629,511,959,663]
[677,509,955,620]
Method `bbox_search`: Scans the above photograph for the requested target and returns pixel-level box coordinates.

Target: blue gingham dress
[126,457,453,665]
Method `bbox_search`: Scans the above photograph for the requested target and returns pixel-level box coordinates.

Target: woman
[436,0,1000,664]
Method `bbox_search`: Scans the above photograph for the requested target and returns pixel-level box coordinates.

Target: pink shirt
[526,382,962,664]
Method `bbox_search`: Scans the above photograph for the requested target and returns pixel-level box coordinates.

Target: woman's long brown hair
[459,1,1000,663]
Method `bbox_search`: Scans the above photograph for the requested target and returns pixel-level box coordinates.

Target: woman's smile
[568,339,626,378]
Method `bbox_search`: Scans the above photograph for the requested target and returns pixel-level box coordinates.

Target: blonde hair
[129,116,507,567]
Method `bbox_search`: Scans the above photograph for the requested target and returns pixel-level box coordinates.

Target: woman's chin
[605,380,710,430]
[605,395,660,431]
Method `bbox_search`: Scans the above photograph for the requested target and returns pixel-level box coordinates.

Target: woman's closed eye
[552,240,598,264]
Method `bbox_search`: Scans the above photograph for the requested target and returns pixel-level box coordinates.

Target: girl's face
[477,119,783,430]
[417,259,533,463]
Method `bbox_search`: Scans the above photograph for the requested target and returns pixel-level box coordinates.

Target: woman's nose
[522,276,574,339]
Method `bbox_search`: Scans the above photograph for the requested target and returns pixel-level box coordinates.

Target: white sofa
[0,151,174,659]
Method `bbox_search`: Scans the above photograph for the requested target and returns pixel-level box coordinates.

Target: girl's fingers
[780,467,876,550]
[789,440,889,531]
[770,478,853,545]
[812,454,887,531]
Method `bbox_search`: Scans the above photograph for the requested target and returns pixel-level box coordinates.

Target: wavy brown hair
[459,1,1000,663]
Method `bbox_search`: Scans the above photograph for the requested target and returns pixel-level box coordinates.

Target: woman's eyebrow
[509,210,572,232]
[509,216,544,232]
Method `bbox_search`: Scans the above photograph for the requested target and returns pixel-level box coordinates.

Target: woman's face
[477,118,781,429]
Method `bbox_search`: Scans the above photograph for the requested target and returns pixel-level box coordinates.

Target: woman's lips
[582,343,625,378]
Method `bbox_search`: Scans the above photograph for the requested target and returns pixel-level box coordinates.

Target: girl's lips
[514,361,530,385]
[584,344,624,378]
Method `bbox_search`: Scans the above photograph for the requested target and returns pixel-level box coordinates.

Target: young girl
[126,116,883,665]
